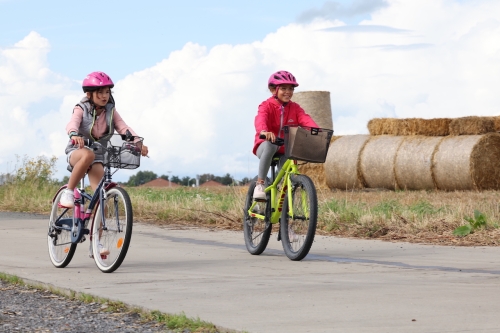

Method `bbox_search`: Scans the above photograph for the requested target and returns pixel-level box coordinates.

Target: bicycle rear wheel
[243,181,272,255]
[280,174,318,261]
[91,187,133,273]
[47,189,77,268]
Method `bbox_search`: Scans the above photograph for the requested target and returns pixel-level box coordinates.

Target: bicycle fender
[104,182,119,191]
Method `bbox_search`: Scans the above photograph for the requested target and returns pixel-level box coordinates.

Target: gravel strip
[0,279,174,333]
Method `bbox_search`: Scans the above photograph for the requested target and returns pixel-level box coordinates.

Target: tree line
[126,171,252,187]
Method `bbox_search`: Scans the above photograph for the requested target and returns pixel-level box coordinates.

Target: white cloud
[1,0,500,181]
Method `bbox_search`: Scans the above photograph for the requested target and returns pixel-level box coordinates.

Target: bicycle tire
[243,181,272,255]
[91,187,133,273]
[47,189,77,268]
[280,174,318,261]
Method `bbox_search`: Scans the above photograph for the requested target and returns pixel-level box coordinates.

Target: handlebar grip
[124,143,142,154]
[259,134,284,146]
[71,138,95,149]
[275,138,285,146]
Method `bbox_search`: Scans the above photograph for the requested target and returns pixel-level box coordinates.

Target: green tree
[241,177,251,185]
[160,174,169,181]
[127,170,157,186]
[216,173,233,186]
[198,173,215,185]
[171,175,181,184]
[181,176,190,186]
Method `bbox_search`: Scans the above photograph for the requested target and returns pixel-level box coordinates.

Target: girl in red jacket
[252,71,318,199]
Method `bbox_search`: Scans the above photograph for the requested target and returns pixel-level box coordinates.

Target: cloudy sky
[1,0,499,182]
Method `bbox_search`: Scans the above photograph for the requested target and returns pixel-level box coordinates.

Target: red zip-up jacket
[253,96,318,155]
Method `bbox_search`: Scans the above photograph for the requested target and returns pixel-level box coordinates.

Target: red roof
[200,180,224,187]
[140,178,181,188]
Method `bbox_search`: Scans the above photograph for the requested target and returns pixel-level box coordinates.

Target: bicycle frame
[247,158,300,224]
[54,166,120,244]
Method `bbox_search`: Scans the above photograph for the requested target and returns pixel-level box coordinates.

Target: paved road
[1,212,500,333]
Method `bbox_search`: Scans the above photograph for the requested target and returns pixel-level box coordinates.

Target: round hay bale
[433,133,500,190]
[325,135,370,190]
[360,135,405,190]
[394,136,444,190]
[292,91,333,130]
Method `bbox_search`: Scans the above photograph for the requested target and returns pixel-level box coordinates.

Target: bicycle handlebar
[71,138,103,151]
[72,137,142,156]
[259,134,284,146]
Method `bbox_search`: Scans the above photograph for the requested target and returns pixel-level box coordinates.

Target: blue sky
[1,0,499,182]
[0,0,374,81]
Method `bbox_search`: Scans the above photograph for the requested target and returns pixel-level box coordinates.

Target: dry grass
[315,188,500,246]
[127,186,500,247]
[2,179,500,247]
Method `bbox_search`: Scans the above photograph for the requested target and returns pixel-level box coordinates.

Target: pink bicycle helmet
[268,70,299,87]
[82,71,114,92]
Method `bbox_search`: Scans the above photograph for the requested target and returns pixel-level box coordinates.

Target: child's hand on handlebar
[71,136,85,149]
[260,131,276,143]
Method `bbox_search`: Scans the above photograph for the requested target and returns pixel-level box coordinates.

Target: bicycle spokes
[280,175,318,261]
[47,189,77,268]
[92,187,133,273]
[243,182,272,255]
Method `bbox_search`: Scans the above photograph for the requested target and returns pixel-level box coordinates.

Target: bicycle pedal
[254,198,267,203]
[83,229,89,235]
[80,236,86,243]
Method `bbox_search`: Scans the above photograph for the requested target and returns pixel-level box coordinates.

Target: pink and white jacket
[253,96,318,155]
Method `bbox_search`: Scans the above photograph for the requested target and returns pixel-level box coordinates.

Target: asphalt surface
[1,212,500,333]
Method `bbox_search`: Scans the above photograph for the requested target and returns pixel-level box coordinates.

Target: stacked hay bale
[325,135,369,190]
[433,134,500,190]
[325,116,500,191]
[368,118,451,136]
[448,116,495,135]
[360,136,408,190]
[395,136,444,190]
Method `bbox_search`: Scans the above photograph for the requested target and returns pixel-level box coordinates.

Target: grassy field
[2,155,500,246]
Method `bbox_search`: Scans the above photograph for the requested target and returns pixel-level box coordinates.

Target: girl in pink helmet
[60,71,149,212]
[252,70,318,200]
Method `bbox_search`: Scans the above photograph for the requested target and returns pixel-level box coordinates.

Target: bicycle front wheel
[280,174,318,261]
[91,187,133,273]
[47,190,77,268]
[243,181,272,255]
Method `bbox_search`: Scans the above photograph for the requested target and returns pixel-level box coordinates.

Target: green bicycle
[243,126,333,261]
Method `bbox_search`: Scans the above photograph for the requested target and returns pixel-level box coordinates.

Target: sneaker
[88,243,110,258]
[253,183,266,200]
[288,227,300,243]
[98,243,110,256]
[59,189,75,208]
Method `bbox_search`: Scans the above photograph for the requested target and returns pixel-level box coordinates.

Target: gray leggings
[256,141,287,180]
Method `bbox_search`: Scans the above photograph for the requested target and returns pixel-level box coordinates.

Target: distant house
[200,180,224,187]
[140,178,181,188]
